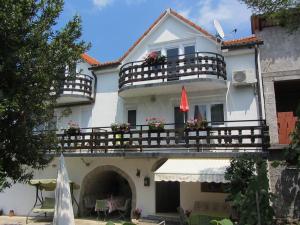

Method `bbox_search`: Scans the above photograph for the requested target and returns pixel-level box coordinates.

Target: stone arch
[79,165,136,216]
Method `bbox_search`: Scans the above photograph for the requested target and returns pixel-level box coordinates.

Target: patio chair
[32,197,55,215]
[26,197,55,224]
[95,199,109,220]
[117,198,131,219]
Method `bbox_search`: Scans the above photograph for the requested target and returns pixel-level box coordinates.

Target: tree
[240,0,300,31]
[0,0,89,190]
[225,155,274,225]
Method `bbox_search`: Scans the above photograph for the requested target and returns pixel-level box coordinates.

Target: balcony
[56,73,95,106]
[55,120,269,156]
[119,52,227,98]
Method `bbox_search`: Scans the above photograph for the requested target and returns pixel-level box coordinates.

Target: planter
[8,210,15,217]
[66,128,80,136]
[148,127,165,132]
[112,128,130,133]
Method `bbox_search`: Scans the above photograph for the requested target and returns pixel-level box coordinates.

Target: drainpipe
[255,46,265,122]
[91,71,97,104]
[255,45,269,154]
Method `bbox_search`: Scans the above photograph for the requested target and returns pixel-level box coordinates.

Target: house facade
[0,9,269,218]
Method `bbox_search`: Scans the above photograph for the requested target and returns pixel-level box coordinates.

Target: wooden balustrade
[55,121,270,154]
[119,52,226,89]
[59,73,94,99]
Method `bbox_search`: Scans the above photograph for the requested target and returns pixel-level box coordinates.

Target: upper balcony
[56,73,95,106]
[119,52,227,98]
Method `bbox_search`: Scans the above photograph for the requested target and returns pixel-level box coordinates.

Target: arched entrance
[79,165,136,217]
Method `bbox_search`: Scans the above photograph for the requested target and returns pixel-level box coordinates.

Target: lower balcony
[56,73,95,106]
[55,120,270,156]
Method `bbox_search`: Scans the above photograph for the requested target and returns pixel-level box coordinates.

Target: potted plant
[111,122,130,133]
[132,208,142,220]
[185,209,192,218]
[146,117,165,132]
[185,119,208,131]
[143,52,166,66]
[66,120,80,135]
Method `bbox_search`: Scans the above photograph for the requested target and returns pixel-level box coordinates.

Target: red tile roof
[81,53,100,66]
[91,9,262,70]
[222,35,263,48]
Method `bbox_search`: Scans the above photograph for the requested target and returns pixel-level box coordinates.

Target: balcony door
[174,107,187,141]
[167,48,179,81]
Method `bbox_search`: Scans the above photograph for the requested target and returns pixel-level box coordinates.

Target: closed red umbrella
[180,86,189,112]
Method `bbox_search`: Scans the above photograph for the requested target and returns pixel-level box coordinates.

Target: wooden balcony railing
[55,120,269,154]
[119,52,226,89]
[59,73,94,99]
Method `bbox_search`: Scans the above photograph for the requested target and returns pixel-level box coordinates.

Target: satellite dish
[214,19,225,39]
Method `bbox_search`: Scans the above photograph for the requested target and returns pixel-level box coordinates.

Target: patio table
[95,197,125,214]
[106,196,125,213]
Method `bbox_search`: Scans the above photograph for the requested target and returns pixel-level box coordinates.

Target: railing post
[196,130,200,152]
[104,131,108,153]
[139,126,143,152]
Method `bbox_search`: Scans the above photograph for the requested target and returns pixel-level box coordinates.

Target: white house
[0,9,269,219]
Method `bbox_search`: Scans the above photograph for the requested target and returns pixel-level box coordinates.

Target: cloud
[175,0,252,37]
[92,0,114,9]
[92,0,146,9]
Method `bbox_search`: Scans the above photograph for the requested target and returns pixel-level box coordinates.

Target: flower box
[143,52,166,66]
[185,119,208,131]
[111,123,130,133]
[66,120,80,135]
[146,117,165,132]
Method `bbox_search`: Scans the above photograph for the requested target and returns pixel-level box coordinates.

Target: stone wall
[268,162,300,219]
[255,26,300,145]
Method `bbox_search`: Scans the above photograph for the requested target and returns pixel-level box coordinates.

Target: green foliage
[240,0,300,31]
[225,155,274,225]
[0,0,89,190]
[284,104,300,167]
[210,218,233,225]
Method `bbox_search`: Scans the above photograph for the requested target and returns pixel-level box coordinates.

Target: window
[184,45,195,55]
[167,48,179,59]
[201,182,228,193]
[211,104,224,124]
[128,110,136,129]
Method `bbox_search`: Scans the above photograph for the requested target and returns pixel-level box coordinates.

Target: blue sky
[58,0,253,62]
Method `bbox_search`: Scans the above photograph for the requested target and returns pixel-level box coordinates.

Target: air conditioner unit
[232,69,257,86]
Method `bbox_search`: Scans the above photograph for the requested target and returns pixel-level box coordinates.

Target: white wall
[0,157,158,217]
[180,182,228,211]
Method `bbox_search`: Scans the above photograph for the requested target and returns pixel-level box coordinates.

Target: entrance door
[174,107,187,141]
[167,48,179,81]
[156,181,180,213]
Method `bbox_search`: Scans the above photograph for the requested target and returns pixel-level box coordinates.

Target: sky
[57,0,254,62]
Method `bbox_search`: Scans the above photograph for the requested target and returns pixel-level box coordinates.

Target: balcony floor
[119,77,227,98]
[56,94,94,106]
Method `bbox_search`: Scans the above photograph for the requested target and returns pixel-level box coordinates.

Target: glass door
[167,48,179,81]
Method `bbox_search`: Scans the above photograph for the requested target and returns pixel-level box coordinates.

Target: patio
[0,216,158,225]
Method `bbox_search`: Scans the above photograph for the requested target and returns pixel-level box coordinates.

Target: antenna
[213,19,225,39]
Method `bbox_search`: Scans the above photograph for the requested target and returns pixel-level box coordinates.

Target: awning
[154,159,230,183]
